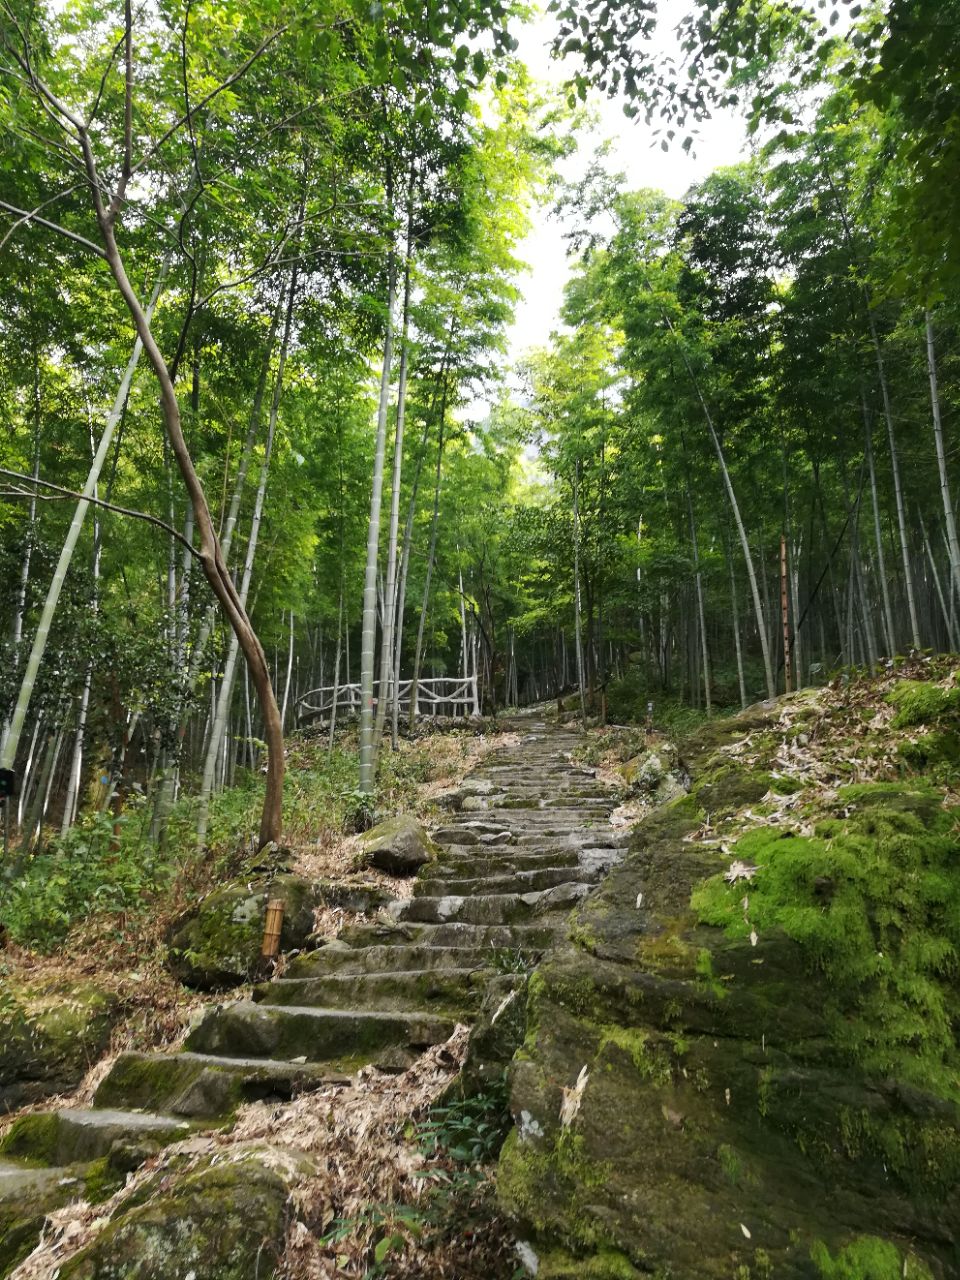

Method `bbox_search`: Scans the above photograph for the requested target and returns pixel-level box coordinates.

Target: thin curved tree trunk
[684,475,711,714]
[197,262,297,843]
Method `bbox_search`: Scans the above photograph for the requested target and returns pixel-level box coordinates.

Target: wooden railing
[296,675,480,721]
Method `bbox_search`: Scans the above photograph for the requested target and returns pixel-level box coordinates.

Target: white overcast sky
[506,2,750,364]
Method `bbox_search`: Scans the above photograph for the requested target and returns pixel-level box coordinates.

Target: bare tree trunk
[359,204,397,793]
[925,311,960,610]
[867,311,921,650]
[196,262,297,842]
[280,610,295,731]
[572,459,588,722]
[726,534,748,710]
[862,401,895,655]
[409,417,446,727]
[373,212,415,761]
[686,485,712,714]
[656,303,775,697]
[391,353,452,747]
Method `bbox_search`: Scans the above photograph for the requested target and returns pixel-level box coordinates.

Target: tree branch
[0,199,107,258]
[0,468,202,559]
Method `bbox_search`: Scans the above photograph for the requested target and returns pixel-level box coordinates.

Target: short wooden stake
[261,899,285,960]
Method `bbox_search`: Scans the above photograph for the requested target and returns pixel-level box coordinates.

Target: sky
[505,3,751,366]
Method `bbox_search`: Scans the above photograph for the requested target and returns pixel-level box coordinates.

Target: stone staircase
[0,717,625,1259]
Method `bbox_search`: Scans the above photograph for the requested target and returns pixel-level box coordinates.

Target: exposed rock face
[58,1145,310,1280]
[0,981,120,1112]
[167,873,319,990]
[500,698,960,1280]
[361,814,440,876]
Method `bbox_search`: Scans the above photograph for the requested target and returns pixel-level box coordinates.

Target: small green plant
[416,1079,512,1165]
[488,945,533,974]
[321,1203,426,1276]
[341,786,378,833]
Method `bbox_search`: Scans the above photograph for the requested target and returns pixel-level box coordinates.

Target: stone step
[284,943,495,978]
[459,797,613,813]
[254,967,489,1012]
[185,1001,454,1064]
[433,847,583,869]
[399,892,539,926]
[94,1050,343,1119]
[0,1108,191,1166]
[414,866,598,896]
[338,920,558,950]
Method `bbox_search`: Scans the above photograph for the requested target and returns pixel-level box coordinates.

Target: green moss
[886,678,960,729]
[635,926,696,973]
[692,783,960,1102]
[717,1143,750,1187]
[898,730,960,771]
[94,1053,204,1112]
[0,1112,61,1165]
[539,1245,643,1279]
[498,1130,617,1255]
[811,1236,933,1280]
[691,761,774,816]
[594,1025,673,1085]
[694,948,726,1000]
[83,1157,123,1204]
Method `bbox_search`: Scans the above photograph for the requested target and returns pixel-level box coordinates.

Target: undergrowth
[1,732,479,952]
[319,1081,518,1280]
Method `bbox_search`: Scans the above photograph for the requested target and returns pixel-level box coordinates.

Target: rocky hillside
[500,660,960,1279]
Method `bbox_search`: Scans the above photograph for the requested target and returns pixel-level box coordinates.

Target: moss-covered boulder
[360,814,439,876]
[167,873,319,990]
[58,1145,312,1280]
[0,980,120,1111]
[500,701,960,1279]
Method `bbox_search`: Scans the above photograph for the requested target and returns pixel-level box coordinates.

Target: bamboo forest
[2,2,960,1278]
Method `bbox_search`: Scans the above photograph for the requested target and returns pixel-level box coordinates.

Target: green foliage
[1,809,171,950]
[692,784,960,1097]
[416,1079,512,1165]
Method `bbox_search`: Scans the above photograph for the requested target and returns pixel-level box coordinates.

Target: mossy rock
[360,814,440,876]
[500,717,960,1278]
[167,873,319,990]
[811,1236,934,1279]
[0,980,120,1111]
[887,678,960,729]
[58,1145,312,1280]
[460,974,528,1096]
[0,1161,93,1274]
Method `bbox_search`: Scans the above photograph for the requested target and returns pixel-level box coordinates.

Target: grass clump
[692,783,960,1098]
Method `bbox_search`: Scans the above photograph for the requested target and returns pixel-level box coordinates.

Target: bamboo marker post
[780,534,793,694]
[261,899,285,964]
